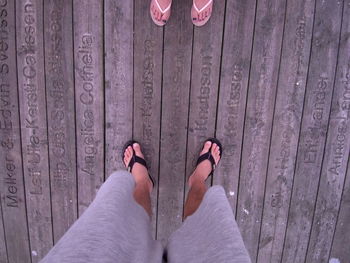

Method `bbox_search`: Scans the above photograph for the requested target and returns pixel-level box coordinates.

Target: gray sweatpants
[41,171,251,263]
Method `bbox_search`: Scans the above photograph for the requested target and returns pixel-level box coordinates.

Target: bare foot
[150,0,172,25]
[188,141,221,188]
[123,143,153,193]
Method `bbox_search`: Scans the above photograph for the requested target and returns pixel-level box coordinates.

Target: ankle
[135,179,152,193]
[189,173,205,188]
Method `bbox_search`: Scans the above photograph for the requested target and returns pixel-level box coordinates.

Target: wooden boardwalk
[1,0,349,262]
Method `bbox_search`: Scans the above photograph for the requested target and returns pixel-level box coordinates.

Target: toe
[201,11,205,21]
[161,10,170,23]
[215,147,220,157]
[133,143,145,158]
[191,7,198,22]
[212,144,221,164]
[211,143,217,154]
[133,143,140,151]
[213,146,221,164]
[123,147,127,157]
[127,145,133,153]
[123,156,128,166]
[200,141,212,155]
[126,146,133,158]
[151,5,157,17]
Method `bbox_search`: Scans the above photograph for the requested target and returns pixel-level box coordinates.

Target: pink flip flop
[191,0,213,27]
[150,0,172,26]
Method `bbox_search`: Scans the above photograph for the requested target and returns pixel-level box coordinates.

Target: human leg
[183,140,221,219]
[123,142,153,217]
[40,170,162,263]
[166,139,251,262]
[168,186,251,263]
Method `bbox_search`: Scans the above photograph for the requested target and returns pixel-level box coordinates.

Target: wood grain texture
[185,0,225,195]
[0,0,31,262]
[157,0,193,244]
[282,1,343,262]
[104,0,133,176]
[0,0,349,259]
[330,157,350,262]
[236,0,286,261]
[214,0,257,213]
[133,0,162,236]
[73,0,104,215]
[257,0,315,262]
[16,0,53,261]
[44,0,77,243]
[0,204,7,263]
[306,1,350,261]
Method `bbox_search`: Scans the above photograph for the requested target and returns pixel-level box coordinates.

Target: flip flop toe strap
[154,0,171,14]
[127,154,155,187]
[128,155,148,173]
[193,0,213,13]
[196,151,216,174]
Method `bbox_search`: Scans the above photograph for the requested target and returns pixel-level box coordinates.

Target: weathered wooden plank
[0,203,7,263]
[329,157,350,262]
[185,0,225,194]
[157,0,193,244]
[104,0,133,176]
[282,0,343,262]
[257,0,315,262]
[0,0,31,262]
[306,2,350,261]
[133,0,162,236]
[44,0,77,242]
[214,0,257,212]
[16,0,53,261]
[235,0,286,261]
[74,0,104,215]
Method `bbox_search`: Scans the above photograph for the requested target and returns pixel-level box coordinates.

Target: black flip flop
[195,138,223,177]
[122,140,155,187]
